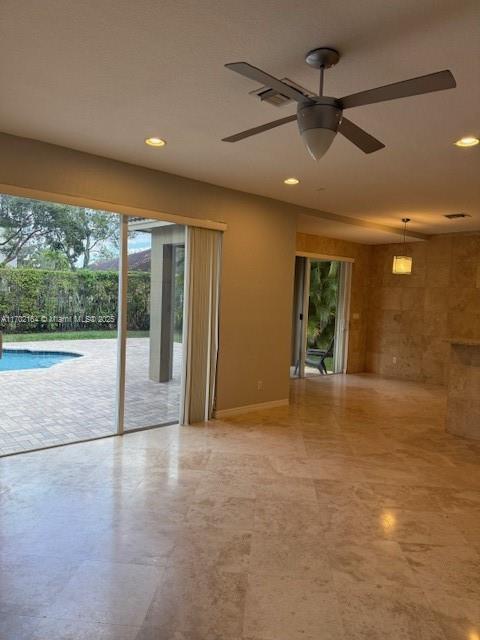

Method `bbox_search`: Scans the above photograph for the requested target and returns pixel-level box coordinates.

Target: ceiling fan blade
[340,70,456,109]
[338,117,385,153]
[225,62,314,104]
[222,114,297,142]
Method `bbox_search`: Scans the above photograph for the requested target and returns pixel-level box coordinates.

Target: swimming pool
[0,348,82,372]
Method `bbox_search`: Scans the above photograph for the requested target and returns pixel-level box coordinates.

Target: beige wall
[366,233,480,385]
[296,233,372,373]
[8,133,472,400]
[0,132,303,411]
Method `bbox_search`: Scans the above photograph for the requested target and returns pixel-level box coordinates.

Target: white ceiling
[1,0,479,242]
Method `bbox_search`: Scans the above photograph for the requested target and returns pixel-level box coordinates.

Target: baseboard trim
[214,398,289,419]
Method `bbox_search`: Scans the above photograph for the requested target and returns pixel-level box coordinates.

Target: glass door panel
[123,218,185,431]
[0,194,119,455]
[304,259,341,376]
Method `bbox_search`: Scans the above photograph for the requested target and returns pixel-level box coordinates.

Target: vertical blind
[181,226,222,424]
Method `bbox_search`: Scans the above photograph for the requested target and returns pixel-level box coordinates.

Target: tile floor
[0,374,479,639]
[0,338,182,455]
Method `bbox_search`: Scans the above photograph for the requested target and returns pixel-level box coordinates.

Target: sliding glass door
[0,195,186,456]
[291,256,351,378]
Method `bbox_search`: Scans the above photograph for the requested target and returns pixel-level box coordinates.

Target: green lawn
[305,355,335,374]
[3,330,149,342]
[323,357,334,373]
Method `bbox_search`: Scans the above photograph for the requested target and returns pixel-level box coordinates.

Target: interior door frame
[299,258,310,379]
[294,251,353,378]
[333,261,352,374]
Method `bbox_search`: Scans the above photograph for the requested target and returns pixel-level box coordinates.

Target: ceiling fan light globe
[301,127,336,160]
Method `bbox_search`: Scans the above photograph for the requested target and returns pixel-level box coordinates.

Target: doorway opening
[0,194,187,455]
[291,255,351,378]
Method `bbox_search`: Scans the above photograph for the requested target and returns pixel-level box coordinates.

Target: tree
[76,209,119,268]
[0,196,59,266]
[0,195,119,269]
[47,208,86,270]
[307,260,339,349]
[21,247,72,271]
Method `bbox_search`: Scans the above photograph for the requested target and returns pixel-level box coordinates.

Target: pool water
[0,348,82,372]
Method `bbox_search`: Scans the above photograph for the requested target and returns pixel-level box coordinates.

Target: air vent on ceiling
[444,213,471,219]
[249,78,315,106]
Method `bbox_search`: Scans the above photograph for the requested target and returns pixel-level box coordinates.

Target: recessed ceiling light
[145,137,166,147]
[284,177,300,185]
[454,136,479,148]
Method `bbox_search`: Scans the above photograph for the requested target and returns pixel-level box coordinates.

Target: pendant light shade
[392,255,413,275]
[392,218,413,275]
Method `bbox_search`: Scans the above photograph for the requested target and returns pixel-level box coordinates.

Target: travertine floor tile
[0,613,139,640]
[254,476,317,503]
[401,543,480,599]
[322,503,379,543]
[351,482,445,512]
[167,526,252,573]
[0,554,80,617]
[375,508,468,545]
[1,374,479,637]
[186,495,256,531]
[336,585,447,640]
[249,531,332,580]
[455,512,480,545]
[433,487,480,513]
[42,560,161,626]
[425,593,480,640]
[244,573,344,640]
[328,540,418,589]
[253,497,324,536]
[143,565,247,639]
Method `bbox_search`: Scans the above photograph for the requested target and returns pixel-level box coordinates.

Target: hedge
[0,268,150,333]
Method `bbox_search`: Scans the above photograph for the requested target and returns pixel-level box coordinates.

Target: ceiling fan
[222,47,456,160]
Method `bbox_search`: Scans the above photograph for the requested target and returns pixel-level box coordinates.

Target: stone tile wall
[366,233,480,385]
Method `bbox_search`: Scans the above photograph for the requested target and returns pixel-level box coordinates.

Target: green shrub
[0,268,150,333]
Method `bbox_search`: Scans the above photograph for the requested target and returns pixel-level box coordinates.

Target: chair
[305,338,334,374]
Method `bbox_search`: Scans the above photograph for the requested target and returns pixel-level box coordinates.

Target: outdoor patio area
[0,338,182,456]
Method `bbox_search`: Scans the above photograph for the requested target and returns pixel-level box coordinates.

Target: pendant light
[392,218,413,275]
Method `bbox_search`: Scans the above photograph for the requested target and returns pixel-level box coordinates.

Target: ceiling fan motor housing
[297,100,342,159]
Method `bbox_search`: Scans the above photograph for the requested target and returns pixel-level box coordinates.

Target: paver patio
[0,338,182,456]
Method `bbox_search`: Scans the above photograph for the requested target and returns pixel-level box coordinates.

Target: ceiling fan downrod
[319,66,325,96]
[305,47,341,98]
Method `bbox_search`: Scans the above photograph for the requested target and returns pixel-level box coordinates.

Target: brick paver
[0,338,181,456]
